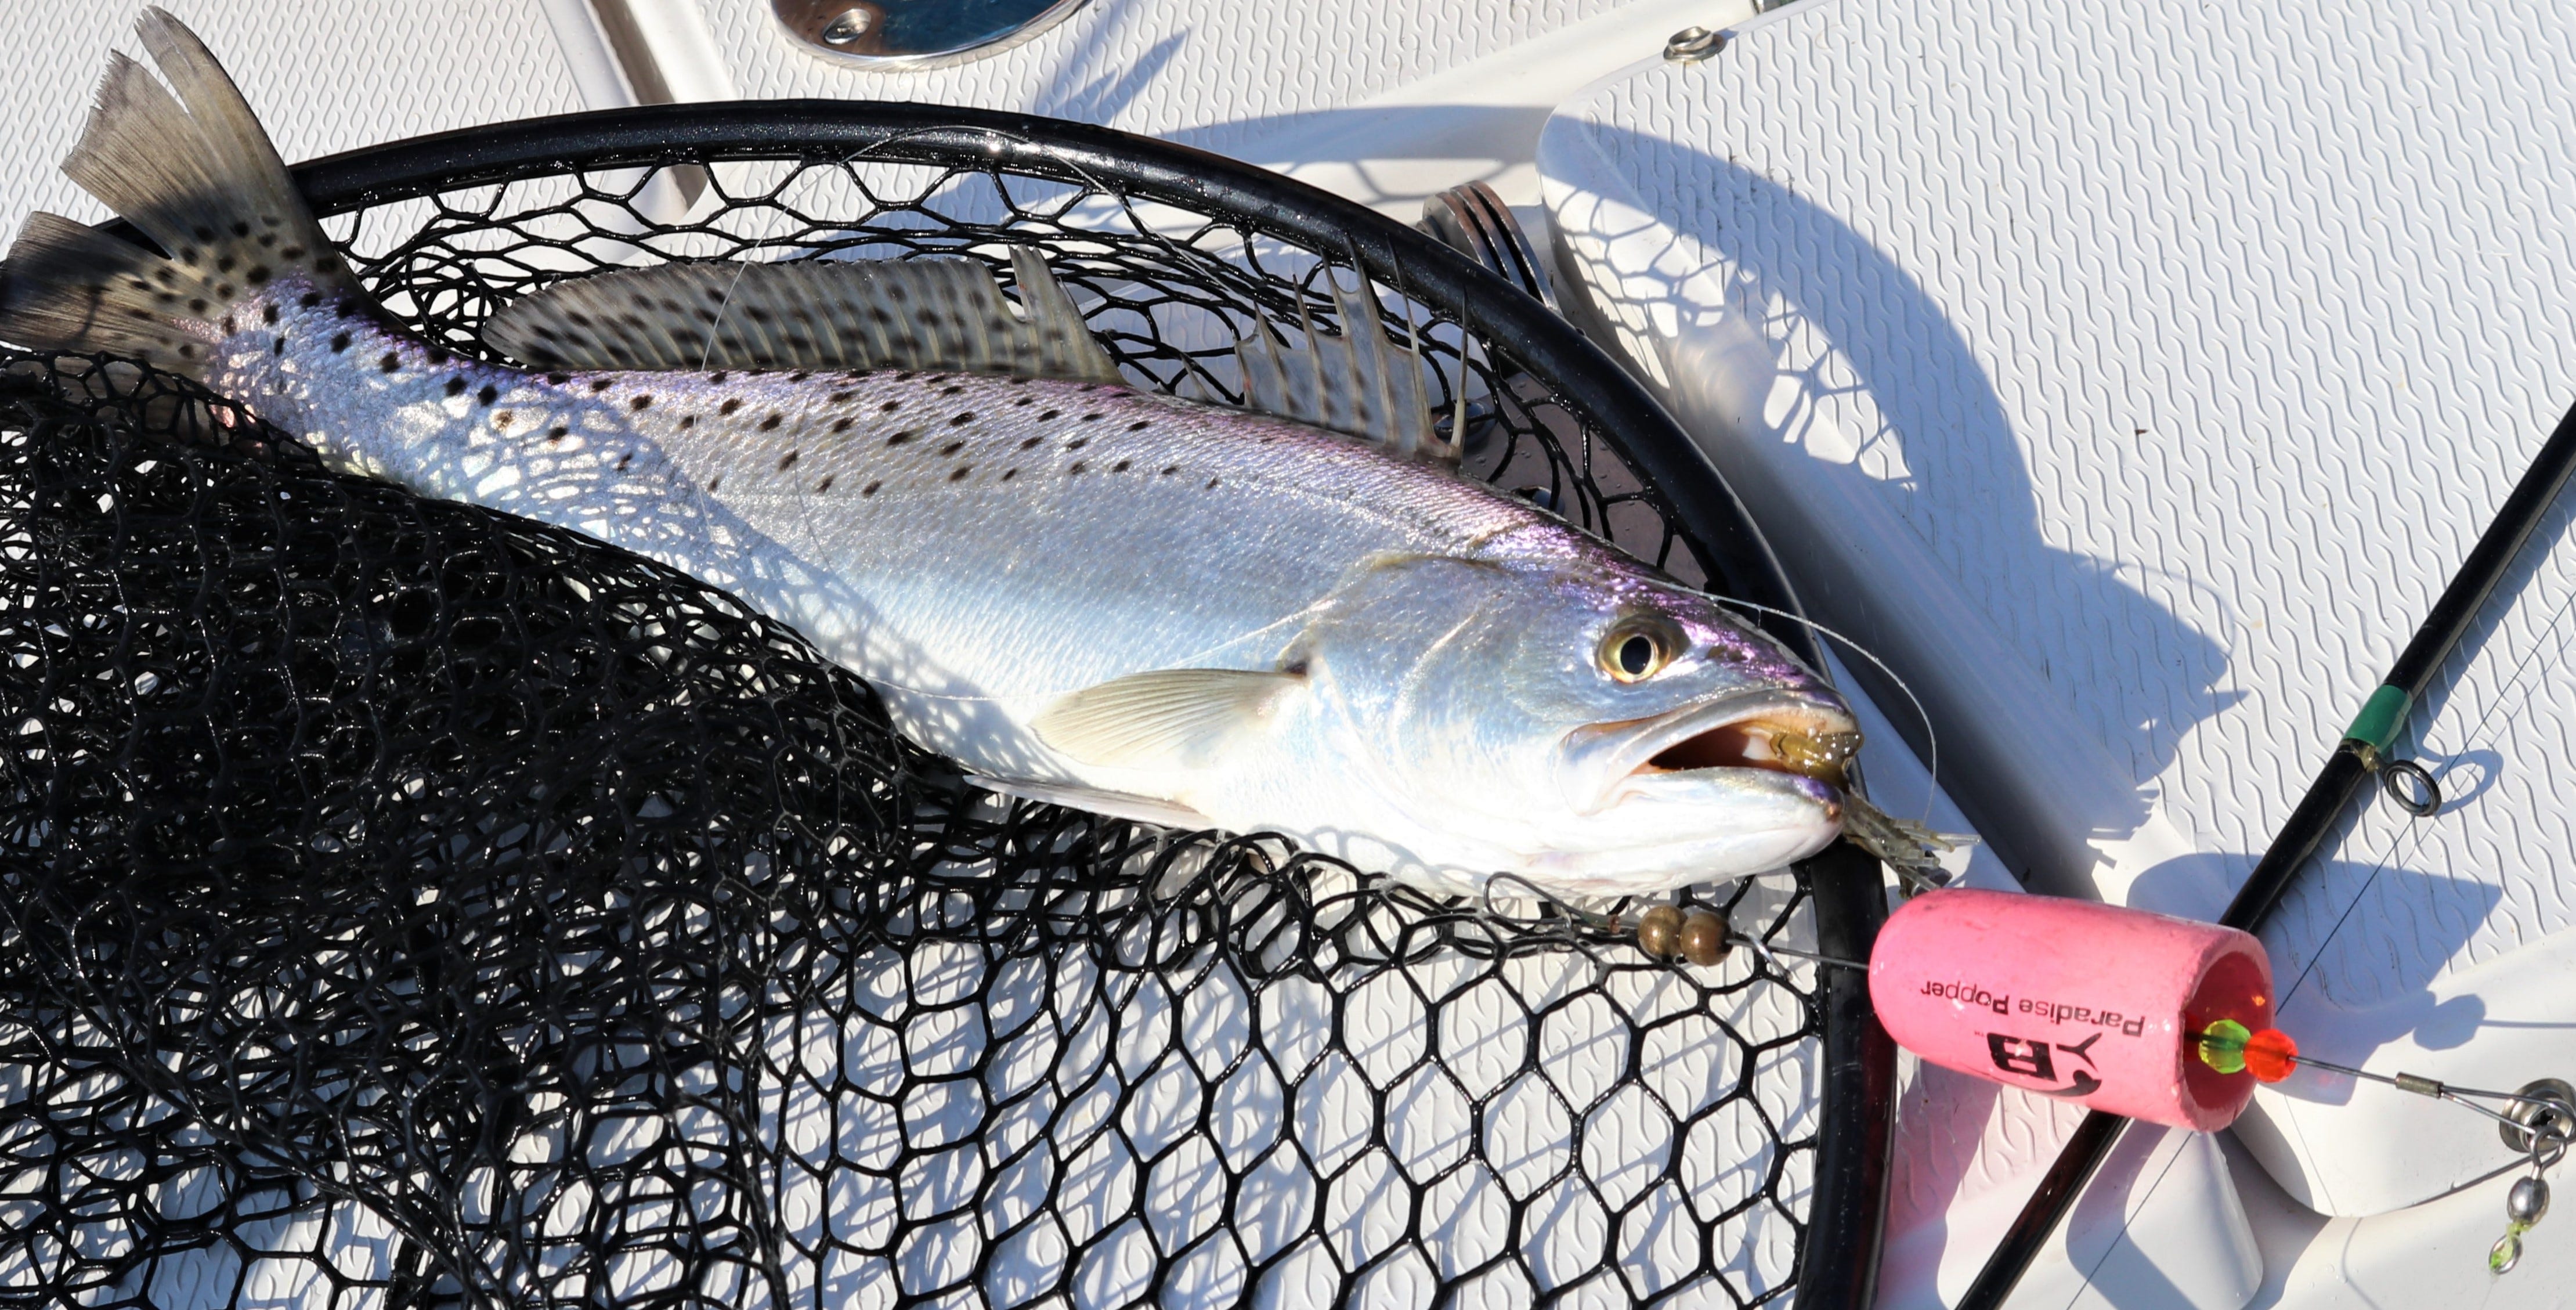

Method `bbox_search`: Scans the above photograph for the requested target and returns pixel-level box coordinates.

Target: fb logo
[1988,1031,2104,1097]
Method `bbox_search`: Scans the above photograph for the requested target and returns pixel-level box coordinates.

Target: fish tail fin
[0,8,358,376]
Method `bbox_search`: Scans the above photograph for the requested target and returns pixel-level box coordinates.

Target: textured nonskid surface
[0,140,1840,1307]
[1537,0,2576,1282]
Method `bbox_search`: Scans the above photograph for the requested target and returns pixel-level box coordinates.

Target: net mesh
[0,132,1847,1309]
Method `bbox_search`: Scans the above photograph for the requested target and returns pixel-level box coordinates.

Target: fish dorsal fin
[1234,278,1451,463]
[480,250,1125,382]
[1031,668,1303,771]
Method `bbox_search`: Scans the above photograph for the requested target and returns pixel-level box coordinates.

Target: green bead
[2491,1227,2527,1274]
[2198,1019,2251,1075]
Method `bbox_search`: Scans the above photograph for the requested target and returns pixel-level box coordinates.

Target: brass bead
[1679,912,1729,967]
[1637,905,1683,958]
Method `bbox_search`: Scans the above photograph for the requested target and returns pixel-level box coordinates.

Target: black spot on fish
[862,481,881,497]
[272,337,286,356]
[721,399,742,415]
[186,298,208,314]
[631,395,652,410]
[1082,413,1103,422]
[950,467,971,481]
[832,417,853,433]
[230,222,249,238]
[567,311,592,327]
[493,412,514,430]
[546,373,570,385]
[1013,398,1032,407]
[550,425,569,441]
[1018,437,1042,450]
[617,450,631,471]
[1038,410,1059,421]
[380,352,399,373]
[760,414,782,431]
[445,378,466,396]
[427,350,449,366]
[818,475,835,492]
[829,391,852,403]
[941,385,966,396]
[589,378,612,394]
[951,413,976,427]
[282,245,306,261]
[328,331,350,352]
[1069,461,1086,475]
[1066,438,1089,452]
[1002,468,1018,481]
[262,304,279,325]
[245,265,269,285]
[1113,460,1130,472]
[789,371,810,382]
[477,385,498,406]
[887,432,914,446]
[1127,421,1150,432]
[1206,477,1221,489]
[939,441,964,456]
[679,416,696,430]
[221,315,236,335]
[880,400,902,414]
[707,475,722,492]
[779,450,800,471]
[216,255,235,273]
[1161,465,1179,476]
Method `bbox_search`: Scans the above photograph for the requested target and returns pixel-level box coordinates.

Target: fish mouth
[1567,691,1862,815]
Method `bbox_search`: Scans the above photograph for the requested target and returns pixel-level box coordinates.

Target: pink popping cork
[1868,888,2276,1130]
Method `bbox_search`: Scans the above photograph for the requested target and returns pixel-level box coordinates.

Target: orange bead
[2243,1027,2299,1083]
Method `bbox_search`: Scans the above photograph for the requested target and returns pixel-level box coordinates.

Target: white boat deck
[1540,0,2576,1304]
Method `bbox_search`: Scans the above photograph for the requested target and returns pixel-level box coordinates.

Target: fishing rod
[1955,392,2576,1309]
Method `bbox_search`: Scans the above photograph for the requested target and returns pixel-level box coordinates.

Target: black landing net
[0,105,1888,1309]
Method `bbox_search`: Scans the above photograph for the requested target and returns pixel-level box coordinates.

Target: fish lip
[1564,689,1859,815]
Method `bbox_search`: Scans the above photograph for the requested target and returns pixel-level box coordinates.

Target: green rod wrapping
[2343,684,2412,752]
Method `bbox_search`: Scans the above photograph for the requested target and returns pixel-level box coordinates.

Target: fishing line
[2277,514,2576,1012]
[2019,501,2576,1301]
[1956,394,2576,1309]
[1700,594,1946,828]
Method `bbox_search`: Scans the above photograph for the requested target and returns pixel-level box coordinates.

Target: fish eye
[1598,619,1678,683]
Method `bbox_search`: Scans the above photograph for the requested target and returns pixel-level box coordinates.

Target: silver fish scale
[212,288,1570,758]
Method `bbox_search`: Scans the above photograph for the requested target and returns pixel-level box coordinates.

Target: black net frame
[1,102,1892,1308]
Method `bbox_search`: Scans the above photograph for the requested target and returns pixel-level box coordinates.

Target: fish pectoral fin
[1231,277,1452,463]
[970,776,1219,831]
[1031,668,1301,771]
[480,247,1125,382]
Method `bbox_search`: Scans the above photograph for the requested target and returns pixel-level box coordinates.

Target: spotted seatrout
[1,10,1884,899]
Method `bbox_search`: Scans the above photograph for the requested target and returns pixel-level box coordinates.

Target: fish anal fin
[1031,668,1301,771]
[480,250,1126,382]
[970,776,1219,831]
